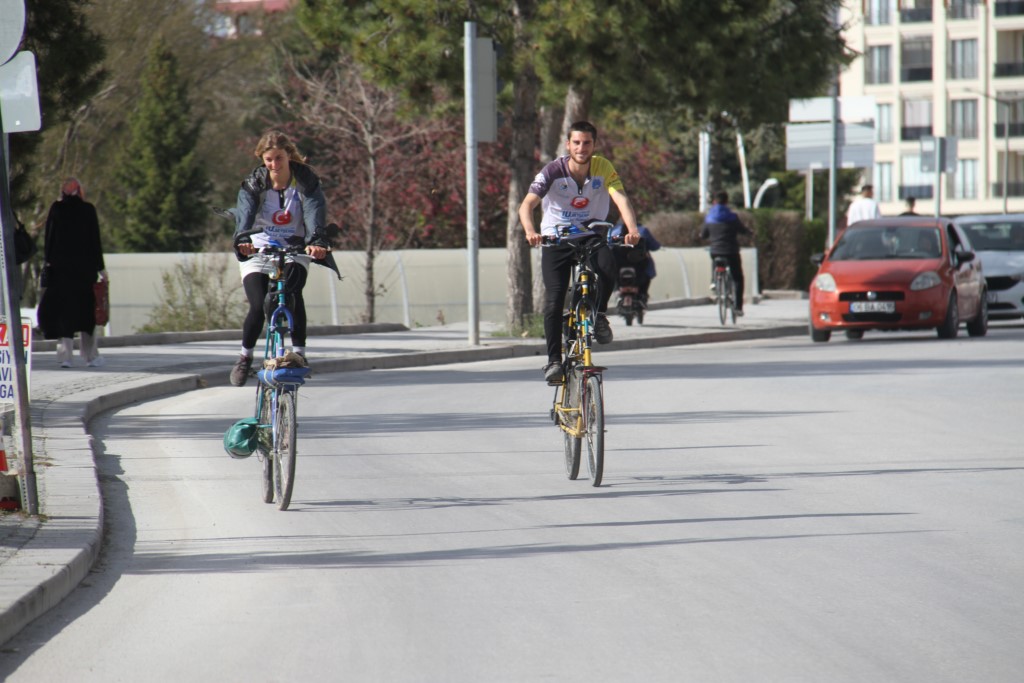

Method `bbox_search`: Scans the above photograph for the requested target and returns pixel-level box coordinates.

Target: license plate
[850,301,895,313]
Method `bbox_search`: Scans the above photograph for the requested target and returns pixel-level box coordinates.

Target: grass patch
[491,313,545,338]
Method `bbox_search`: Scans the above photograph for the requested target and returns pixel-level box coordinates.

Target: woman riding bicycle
[517,121,641,384]
[229,130,340,387]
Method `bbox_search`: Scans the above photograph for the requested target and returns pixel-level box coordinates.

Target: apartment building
[840,0,1024,215]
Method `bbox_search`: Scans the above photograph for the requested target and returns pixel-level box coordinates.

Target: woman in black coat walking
[37,178,108,367]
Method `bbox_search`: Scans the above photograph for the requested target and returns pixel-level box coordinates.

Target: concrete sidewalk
[0,295,808,645]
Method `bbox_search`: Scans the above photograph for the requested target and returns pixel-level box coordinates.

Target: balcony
[948,1,979,19]
[995,62,1024,77]
[900,7,933,22]
[995,122,1024,137]
[901,67,933,82]
[899,185,934,199]
[901,126,933,141]
[991,182,1024,196]
[995,0,1024,17]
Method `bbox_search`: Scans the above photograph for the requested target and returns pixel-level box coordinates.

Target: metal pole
[828,75,839,249]
[736,130,751,208]
[1003,102,1010,214]
[464,22,480,345]
[0,124,37,514]
[934,140,942,218]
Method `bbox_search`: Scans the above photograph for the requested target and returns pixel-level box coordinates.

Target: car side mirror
[810,253,824,267]
[955,250,976,265]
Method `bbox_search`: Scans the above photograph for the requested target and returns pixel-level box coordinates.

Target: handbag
[93,279,110,326]
[13,220,37,264]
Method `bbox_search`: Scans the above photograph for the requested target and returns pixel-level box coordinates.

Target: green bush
[138,254,245,333]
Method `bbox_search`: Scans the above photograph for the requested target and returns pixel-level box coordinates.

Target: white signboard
[789,96,877,123]
[0,51,41,132]
[0,318,31,402]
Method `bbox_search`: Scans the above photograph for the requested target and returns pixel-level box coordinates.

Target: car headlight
[910,271,941,291]
[813,273,836,292]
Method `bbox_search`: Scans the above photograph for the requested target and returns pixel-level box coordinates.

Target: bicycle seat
[713,256,731,267]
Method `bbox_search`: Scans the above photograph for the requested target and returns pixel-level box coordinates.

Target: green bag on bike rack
[223,417,260,459]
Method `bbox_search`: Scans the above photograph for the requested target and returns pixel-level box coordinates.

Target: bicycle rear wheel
[715,272,727,325]
[273,389,298,510]
[584,375,605,486]
[728,276,738,325]
[562,366,582,479]
[257,387,274,504]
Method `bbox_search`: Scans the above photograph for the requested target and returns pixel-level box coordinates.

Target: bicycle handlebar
[539,222,628,247]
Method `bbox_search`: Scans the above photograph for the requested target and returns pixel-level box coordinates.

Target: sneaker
[543,361,564,384]
[87,356,106,368]
[709,281,717,291]
[594,314,613,344]
[60,360,72,368]
[736,309,745,317]
[229,355,254,387]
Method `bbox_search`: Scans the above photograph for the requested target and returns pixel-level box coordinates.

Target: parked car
[953,214,1024,320]
[808,217,988,342]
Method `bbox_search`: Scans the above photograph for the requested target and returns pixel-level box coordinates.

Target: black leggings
[541,242,616,363]
[241,264,309,350]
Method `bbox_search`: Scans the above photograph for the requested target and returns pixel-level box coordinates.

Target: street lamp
[970,88,1012,214]
[753,178,780,208]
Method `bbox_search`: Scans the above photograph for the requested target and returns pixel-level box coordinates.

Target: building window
[866,46,892,84]
[949,39,978,80]
[874,162,894,202]
[950,99,978,139]
[901,38,933,82]
[877,103,893,142]
[866,0,893,25]
[902,99,933,141]
[900,154,935,199]
[900,0,933,23]
[952,159,978,199]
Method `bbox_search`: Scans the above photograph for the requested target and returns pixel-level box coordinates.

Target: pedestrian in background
[37,178,108,368]
[846,184,882,225]
[899,196,918,216]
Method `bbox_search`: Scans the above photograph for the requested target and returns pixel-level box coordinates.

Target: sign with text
[0,317,31,402]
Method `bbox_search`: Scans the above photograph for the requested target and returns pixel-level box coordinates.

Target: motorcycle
[614,265,645,326]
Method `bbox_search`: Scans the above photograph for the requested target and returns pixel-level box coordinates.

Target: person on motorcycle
[610,222,661,305]
[700,190,752,315]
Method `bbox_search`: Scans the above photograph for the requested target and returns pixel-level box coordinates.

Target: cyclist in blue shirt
[700,191,751,315]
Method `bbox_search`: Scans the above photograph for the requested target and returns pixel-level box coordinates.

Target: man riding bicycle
[518,121,641,384]
[700,190,751,316]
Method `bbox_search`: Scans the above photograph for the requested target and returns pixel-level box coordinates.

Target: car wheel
[937,291,959,339]
[844,330,865,340]
[809,322,831,343]
[966,292,988,337]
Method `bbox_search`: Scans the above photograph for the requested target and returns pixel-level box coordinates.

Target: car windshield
[957,221,1024,252]
[830,226,942,261]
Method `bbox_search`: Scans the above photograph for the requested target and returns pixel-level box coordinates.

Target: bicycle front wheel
[562,366,582,479]
[273,389,298,510]
[584,375,605,486]
[715,272,727,325]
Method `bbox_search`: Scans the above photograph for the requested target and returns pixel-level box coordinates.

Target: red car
[808,217,988,342]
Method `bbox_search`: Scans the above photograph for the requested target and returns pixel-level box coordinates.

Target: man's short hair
[568,121,598,141]
[714,190,729,204]
[861,184,874,194]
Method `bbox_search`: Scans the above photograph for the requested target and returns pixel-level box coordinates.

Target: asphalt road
[2,327,1022,682]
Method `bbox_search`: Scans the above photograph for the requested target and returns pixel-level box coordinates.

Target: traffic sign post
[0,0,36,514]
[921,136,958,217]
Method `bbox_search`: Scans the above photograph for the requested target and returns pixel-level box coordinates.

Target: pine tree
[108,38,210,253]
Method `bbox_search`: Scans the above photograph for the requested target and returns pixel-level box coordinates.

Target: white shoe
[87,356,106,368]
[60,361,72,368]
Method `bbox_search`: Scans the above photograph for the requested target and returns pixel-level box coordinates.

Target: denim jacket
[232,161,340,278]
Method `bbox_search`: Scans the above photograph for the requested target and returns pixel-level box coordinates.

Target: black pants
[241,264,309,350]
[711,253,744,310]
[541,242,616,363]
